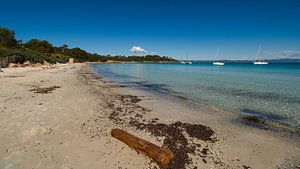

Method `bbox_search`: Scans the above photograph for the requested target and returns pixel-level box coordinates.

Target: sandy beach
[0,63,299,169]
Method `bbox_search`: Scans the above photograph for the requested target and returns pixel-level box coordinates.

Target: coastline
[0,63,299,169]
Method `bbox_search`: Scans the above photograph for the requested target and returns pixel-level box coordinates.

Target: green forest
[0,28,176,66]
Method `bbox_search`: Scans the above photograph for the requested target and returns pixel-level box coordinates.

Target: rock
[106,60,121,63]
[43,61,51,66]
[9,63,18,68]
[68,58,74,64]
[33,63,43,67]
[23,60,31,66]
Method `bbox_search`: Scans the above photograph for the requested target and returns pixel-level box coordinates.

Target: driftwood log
[111,128,174,168]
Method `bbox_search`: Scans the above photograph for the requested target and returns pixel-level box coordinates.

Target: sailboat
[180,51,192,64]
[253,45,268,65]
[213,48,225,66]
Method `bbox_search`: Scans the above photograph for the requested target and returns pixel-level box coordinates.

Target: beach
[0,63,299,169]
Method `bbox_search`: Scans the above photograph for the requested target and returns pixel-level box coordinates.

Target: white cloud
[130,46,146,53]
[130,46,160,55]
[265,50,300,59]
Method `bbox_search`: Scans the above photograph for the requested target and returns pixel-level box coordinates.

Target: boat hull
[213,62,225,66]
[253,61,268,65]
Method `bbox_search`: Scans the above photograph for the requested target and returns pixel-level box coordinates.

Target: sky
[1,0,300,60]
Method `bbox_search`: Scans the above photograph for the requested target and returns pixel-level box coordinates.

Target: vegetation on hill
[0,27,176,66]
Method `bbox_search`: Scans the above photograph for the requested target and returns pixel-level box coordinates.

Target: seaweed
[130,120,216,169]
[29,86,61,94]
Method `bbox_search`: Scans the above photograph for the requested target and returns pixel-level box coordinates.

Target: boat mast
[255,45,262,61]
[216,48,219,61]
[186,50,189,62]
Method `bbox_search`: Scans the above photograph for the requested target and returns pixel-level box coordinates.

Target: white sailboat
[253,45,268,65]
[186,61,192,64]
[180,51,192,64]
[213,48,225,66]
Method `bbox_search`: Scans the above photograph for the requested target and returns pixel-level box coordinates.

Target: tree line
[0,27,176,66]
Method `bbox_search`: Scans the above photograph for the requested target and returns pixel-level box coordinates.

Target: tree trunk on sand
[111,128,174,168]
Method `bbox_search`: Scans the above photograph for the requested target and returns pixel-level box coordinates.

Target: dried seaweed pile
[29,85,61,94]
[130,120,217,169]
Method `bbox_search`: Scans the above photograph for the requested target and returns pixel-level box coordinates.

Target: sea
[91,62,300,129]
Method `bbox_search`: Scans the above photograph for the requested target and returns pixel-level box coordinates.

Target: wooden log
[111,128,174,168]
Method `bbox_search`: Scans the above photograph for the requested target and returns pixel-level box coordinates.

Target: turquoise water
[91,62,300,128]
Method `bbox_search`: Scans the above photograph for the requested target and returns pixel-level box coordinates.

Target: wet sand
[0,63,299,169]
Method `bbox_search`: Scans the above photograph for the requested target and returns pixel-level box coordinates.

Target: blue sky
[1,0,300,60]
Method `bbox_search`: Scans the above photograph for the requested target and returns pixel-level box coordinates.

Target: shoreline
[0,63,299,169]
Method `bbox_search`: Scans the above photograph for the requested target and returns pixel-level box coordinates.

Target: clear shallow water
[91,62,300,128]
